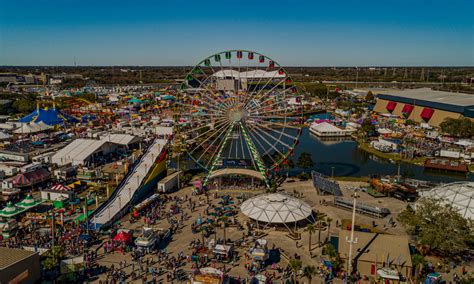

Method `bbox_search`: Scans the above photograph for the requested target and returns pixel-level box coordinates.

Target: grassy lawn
[333,176,370,182]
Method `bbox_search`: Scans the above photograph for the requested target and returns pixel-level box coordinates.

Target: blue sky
[0,0,473,66]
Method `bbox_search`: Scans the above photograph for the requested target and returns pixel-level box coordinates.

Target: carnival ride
[177,50,304,188]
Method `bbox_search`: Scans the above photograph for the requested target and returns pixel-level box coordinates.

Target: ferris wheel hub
[228,109,245,122]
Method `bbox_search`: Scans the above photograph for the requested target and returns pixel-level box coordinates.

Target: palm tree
[220,216,228,244]
[303,265,317,284]
[288,258,302,284]
[326,217,333,243]
[305,224,316,252]
[316,214,325,245]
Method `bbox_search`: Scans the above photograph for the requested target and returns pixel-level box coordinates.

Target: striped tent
[0,202,25,218]
[16,194,44,209]
[12,167,50,188]
[50,183,72,192]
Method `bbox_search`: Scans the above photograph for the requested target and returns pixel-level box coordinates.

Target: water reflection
[288,128,472,183]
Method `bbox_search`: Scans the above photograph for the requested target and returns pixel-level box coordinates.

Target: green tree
[397,198,473,256]
[440,117,474,138]
[303,265,317,284]
[360,118,376,139]
[42,246,64,271]
[12,98,35,113]
[302,82,328,97]
[297,152,314,170]
[305,224,316,251]
[288,258,302,284]
[365,91,375,102]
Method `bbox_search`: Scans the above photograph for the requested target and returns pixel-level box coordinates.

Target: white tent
[0,131,11,140]
[419,182,474,220]
[240,193,313,225]
[13,122,52,134]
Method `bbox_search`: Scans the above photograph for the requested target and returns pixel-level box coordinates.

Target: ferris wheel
[176,50,304,187]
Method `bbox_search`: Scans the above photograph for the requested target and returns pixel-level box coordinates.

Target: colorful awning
[420,107,435,120]
[401,104,414,115]
[386,101,397,112]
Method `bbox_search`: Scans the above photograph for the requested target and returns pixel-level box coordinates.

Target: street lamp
[346,189,359,274]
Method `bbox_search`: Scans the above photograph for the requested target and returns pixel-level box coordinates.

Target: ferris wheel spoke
[198,123,233,168]
[251,123,293,150]
[188,120,232,155]
[245,67,284,109]
[244,77,289,112]
[187,74,233,110]
[187,66,233,109]
[186,121,230,148]
[246,123,285,157]
[181,116,229,136]
[177,103,223,116]
[175,101,225,115]
[202,122,236,174]
[257,123,299,142]
[245,124,281,164]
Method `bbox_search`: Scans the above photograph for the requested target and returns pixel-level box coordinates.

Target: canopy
[240,193,313,224]
[213,244,232,255]
[16,194,44,209]
[0,202,25,217]
[401,104,414,115]
[12,167,50,187]
[49,183,73,192]
[162,95,175,100]
[81,114,97,123]
[19,107,79,126]
[13,122,52,134]
[128,97,144,104]
[113,231,132,243]
[0,131,11,140]
[420,107,435,120]
[386,101,397,112]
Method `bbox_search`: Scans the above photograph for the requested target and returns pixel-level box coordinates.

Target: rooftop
[376,88,474,107]
[0,247,38,270]
[338,230,412,267]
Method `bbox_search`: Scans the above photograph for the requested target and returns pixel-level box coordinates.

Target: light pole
[331,166,335,179]
[346,189,359,274]
[355,67,359,89]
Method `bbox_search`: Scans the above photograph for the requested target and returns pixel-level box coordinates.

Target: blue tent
[19,107,79,126]
[81,114,97,123]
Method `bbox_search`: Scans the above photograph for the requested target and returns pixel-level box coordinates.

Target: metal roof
[377,88,474,107]
[0,247,38,270]
[419,181,474,220]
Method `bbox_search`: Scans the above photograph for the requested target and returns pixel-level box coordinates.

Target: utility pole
[51,212,55,248]
[346,190,359,274]
[355,67,359,89]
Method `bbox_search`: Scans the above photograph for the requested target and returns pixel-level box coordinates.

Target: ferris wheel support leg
[239,122,270,189]
[203,122,236,187]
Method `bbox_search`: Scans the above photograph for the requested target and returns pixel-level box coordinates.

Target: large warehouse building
[373,88,474,127]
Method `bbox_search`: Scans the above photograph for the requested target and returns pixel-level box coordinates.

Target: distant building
[373,88,474,127]
[0,247,41,284]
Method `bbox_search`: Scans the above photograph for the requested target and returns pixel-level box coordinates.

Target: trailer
[157,171,182,193]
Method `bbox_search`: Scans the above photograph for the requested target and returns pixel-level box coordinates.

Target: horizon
[1,0,473,66]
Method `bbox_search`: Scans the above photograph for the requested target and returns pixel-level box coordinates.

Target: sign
[222,159,251,167]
